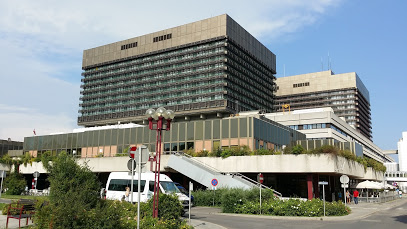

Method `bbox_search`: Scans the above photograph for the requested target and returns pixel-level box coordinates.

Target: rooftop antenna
[283,64,286,77]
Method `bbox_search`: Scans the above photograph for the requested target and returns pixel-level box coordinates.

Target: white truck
[103,172,190,210]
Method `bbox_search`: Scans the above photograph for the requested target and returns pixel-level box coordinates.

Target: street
[189,199,407,229]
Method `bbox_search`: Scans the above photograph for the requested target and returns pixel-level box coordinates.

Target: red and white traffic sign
[128,146,137,159]
[257,173,264,184]
[211,179,218,187]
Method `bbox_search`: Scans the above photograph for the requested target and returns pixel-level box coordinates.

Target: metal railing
[169,152,282,197]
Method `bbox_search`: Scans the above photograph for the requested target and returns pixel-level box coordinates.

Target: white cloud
[0,0,342,141]
[0,112,75,142]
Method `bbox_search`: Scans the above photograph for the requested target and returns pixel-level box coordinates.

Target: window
[293,82,310,88]
[108,179,146,192]
[121,42,138,50]
[153,33,172,43]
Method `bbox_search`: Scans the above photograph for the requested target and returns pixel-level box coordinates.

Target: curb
[209,198,407,222]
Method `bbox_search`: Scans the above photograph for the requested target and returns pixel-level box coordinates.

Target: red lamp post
[145,107,175,218]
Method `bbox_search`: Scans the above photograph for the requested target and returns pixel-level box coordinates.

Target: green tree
[4,171,26,195]
[39,151,101,228]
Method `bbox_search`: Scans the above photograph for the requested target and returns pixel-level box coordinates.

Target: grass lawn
[0,194,49,200]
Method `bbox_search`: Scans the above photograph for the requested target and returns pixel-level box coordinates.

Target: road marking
[362,219,381,222]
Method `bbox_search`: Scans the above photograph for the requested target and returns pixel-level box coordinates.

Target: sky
[0,0,406,156]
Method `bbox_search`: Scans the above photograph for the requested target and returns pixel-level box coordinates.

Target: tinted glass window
[108,179,146,192]
[195,122,203,140]
[230,119,238,138]
[213,120,220,139]
[205,121,212,139]
[222,119,229,138]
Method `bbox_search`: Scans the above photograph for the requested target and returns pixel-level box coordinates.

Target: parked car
[174,182,194,204]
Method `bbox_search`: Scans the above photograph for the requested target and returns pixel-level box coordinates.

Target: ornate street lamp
[145,107,175,218]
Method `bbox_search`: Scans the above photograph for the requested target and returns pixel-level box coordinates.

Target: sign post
[319,181,328,217]
[340,175,349,207]
[211,179,218,206]
[131,145,149,229]
[0,170,6,198]
[257,173,264,214]
[189,181,193,225]
[33,171,40,190]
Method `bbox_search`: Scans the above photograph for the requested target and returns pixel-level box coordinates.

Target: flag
[33,129,36,135]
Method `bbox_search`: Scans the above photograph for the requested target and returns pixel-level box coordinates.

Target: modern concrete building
[398,132,407,171]
[79,14,276,127]
[0,139,23,157]
[275,71,372,140]
[23,115,305,158]
[264,108,392,163]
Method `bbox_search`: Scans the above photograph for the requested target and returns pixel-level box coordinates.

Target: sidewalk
[0,214,34,229]
[213,197,407,222]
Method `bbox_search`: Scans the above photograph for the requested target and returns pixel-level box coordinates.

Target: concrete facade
[18,154,383,182]
[398,132,407,171]
[79,14,277,127]
[275,71,372,139]
[83,14,275,72]
[0,139,23,157]
[264,108,391,163]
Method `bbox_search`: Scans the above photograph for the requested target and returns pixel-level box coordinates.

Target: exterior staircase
[166,152,281,197]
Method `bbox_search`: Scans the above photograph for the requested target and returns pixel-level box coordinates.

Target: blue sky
[0,0,405,157]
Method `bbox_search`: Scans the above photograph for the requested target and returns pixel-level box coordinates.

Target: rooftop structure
[399,132,407,171]
[79,14,276,127]
[275,70,372,140]
[0,139,23,157]
[264,108,391,163]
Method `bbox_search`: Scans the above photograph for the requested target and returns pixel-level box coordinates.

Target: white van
[105,172,190,209]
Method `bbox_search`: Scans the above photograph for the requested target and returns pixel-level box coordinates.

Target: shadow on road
[392,215,407,224]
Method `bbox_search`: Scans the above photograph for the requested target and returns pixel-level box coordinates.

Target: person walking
[353,189,359,204]
[346,190,350,203]
[125,186,130,202]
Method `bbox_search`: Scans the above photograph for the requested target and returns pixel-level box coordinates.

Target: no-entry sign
[128,146,137,159]
[257,173,264,184]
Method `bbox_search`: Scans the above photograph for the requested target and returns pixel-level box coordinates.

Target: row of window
[153,33,172,42]
[80,95,224,116]
[82,86,223,111]
[293,82,310,88]
[121,42,138,50]
[83,58,224,92]
[83,65,222,102]
[82,49,224,86]
[84,40,225,75]
[81,72,224,103]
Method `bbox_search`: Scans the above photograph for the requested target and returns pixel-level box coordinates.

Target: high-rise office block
[399,132,407,171]
[79,14,276,127]
[275,71,372,139]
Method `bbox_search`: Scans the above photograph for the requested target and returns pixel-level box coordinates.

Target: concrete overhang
[15,154,383,181]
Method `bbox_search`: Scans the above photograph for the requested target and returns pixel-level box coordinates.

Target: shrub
[192,189,225,206]
[221,188,246,213]
[253,149,274,155]
[291,145,305,155]
[283,146,292,154]
[147,193,183,220]
[325,200,349,216]
[4,171,26,195]
[195,150,209,157]
[339,150,356,161]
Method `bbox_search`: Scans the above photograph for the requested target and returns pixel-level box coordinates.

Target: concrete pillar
[307,174,313,200]
[313,174,320,199]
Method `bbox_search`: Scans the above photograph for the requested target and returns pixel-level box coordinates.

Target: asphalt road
[190,201,407,229]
